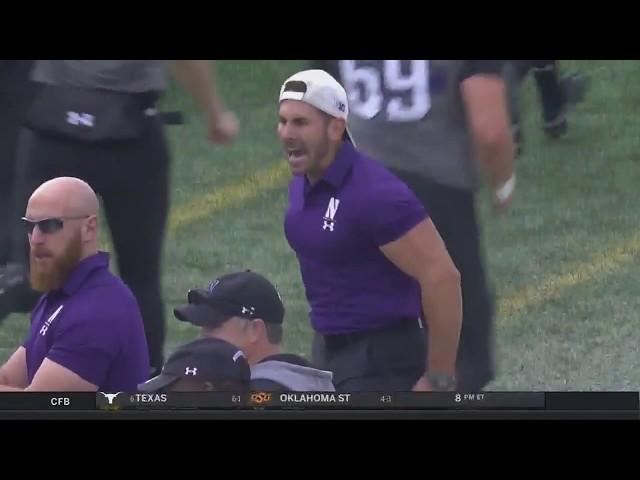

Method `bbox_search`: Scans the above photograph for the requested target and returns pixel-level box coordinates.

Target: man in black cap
[174,270,335,392]
[138,337,251,392]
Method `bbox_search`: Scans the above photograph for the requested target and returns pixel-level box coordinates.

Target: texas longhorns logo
[100,392,122,405]
[98,392,123,411]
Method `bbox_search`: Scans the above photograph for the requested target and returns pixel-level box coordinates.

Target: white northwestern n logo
[325,197,340,220]
[323,197,340,232]
[39,305,64,336]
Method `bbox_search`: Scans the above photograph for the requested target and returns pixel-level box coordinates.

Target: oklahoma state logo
[250,392,272,405]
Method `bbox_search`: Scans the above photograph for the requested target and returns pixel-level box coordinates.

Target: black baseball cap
[138,337,251,392]
[174,270,285,328]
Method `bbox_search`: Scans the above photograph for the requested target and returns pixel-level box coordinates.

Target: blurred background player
[138,337,251,392]
[0,61,38,318]
[313,60,514,392]
[503,60,588,155]
[174,270,335,392]
[0,60,239,377]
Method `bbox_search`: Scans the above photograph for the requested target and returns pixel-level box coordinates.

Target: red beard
[30,233,83,293]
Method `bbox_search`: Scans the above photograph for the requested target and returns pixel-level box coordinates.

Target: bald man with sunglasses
[0,177,150,392]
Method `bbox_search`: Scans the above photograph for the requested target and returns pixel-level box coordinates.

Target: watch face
[428,374,456,390]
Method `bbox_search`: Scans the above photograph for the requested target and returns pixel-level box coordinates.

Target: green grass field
[1,60,638,391]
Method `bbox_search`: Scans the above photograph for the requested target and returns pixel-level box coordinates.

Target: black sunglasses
[21,216,90,235]
[187,289,253,318]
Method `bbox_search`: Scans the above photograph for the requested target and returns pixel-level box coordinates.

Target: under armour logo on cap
[185,367,198,376]
[232,350,245,362]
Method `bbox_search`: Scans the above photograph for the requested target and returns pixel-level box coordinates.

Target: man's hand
[172,60,240,145]
[412,375,433,392]
[207,110,239,144]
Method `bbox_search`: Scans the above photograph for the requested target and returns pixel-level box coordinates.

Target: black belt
[323,317,422,351]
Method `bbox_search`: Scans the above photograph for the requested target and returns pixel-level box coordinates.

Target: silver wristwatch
[426,373,457,391]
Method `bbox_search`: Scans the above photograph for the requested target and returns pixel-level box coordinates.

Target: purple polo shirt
[284,141,428,335]
[23,252,150,391]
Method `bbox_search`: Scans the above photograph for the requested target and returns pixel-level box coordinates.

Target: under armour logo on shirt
[39,305,64,336]
[185,367,198,376]
[323,197,340,232]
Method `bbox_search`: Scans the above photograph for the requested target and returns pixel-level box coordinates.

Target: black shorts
[312,318,426,392]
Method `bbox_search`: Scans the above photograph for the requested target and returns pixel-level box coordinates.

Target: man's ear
[328,117,347,142]
[83,215,98,242]
[251,318,267,343]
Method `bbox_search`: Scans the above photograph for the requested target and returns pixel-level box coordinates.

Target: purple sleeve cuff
[372,206,427,247]
[47,347,113,387]
[364,182,429,246]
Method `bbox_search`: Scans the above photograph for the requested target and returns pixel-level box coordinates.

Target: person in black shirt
[0,61,238,378]
[0,61,39,318]
[313,60,515,392]
[504,60,588,155]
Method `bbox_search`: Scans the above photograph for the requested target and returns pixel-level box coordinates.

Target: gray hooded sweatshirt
[251,355,335,392]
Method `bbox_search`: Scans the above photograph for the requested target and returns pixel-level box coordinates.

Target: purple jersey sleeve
[46,303,119,387]
[22,297,46,349]
[360,179,428,247]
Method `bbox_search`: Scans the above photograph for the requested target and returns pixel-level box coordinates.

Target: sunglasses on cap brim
[186,289,256,319]
[21,216,90,235]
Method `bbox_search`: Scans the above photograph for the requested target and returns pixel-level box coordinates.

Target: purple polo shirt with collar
[22,251,150,391]
[284,141,428,335]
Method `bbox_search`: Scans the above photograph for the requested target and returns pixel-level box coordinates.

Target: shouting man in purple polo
[278,70,463,391]
[0,177,149,392]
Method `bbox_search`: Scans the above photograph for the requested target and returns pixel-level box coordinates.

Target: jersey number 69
[339,60,431,122]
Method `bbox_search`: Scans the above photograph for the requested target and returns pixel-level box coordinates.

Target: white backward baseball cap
[279,69,354,144]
